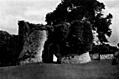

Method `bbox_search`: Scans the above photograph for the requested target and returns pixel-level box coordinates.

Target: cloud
[106,6,119,45]
[104,0,119,8]
[0,0,60,34]
[24,8,52,24]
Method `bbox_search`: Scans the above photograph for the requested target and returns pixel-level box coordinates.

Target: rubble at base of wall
[60,52,91,64]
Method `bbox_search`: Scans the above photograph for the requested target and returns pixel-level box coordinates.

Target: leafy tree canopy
[45,0,113,43]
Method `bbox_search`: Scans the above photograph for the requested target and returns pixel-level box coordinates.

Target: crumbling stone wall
[19,30,47,64]
[18,21,47,64]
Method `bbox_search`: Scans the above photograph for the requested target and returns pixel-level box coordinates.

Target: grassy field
[0,60,119,79]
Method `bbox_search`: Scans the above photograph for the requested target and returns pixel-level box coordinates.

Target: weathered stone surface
[60,52,91,64]
[100,54,113,59]
[17,21,48,64]
[19,30,47,64]
[90,53,100,60]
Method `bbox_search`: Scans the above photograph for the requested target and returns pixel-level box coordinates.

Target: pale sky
[0,0,119,45]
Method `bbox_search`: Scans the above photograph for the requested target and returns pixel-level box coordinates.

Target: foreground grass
[0,60,119,79]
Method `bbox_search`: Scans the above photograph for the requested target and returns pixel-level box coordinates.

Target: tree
[94,13,112,43]
[44,0,113,63]
[45,0,113,44]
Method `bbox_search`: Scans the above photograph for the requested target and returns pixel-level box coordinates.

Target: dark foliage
[0,30,19,66]
[43,22,71,62]
[45,0,107,59]
[90,43,119,54]
[68,20,93,54]
[43,20,93,63]
[44,0,113,62]
[45,0,113,43]
[94,13,113,42]
[117,43,119,47]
